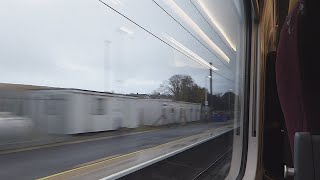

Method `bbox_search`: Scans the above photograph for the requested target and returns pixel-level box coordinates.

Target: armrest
[294,132,320,180]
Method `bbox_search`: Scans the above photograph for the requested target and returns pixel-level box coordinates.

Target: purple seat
[276,0,320,155]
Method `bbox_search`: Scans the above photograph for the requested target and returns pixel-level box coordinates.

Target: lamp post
[229,89,233,112]
[104,40,111,92]
[204,75,211,121]
[209,62,213,120]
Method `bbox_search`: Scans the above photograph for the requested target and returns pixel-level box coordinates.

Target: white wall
[137,99,201,126]
[28,91,69,134]
[11,90,201,134]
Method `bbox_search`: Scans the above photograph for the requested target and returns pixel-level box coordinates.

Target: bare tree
[156,74,204,103]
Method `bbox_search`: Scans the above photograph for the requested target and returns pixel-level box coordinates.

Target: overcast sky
[0,0,244,94]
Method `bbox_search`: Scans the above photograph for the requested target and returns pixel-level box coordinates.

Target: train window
[0,0,249,179]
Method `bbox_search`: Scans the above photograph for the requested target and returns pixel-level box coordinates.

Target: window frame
[234,0,256,179]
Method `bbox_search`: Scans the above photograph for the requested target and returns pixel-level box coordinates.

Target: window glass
[0,0,246,179]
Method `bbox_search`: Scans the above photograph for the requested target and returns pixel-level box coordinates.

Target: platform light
[162,0,230,63]
[110,0,122,5]
[119,27,133,34]
[196,0,236,51]
[163,34,218,71]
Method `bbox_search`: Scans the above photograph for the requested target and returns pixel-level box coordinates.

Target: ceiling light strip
[163,34,218,71]
[196,0,236,51]
[162,0,230,63]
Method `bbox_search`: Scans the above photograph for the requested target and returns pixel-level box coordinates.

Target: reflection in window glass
[0,0,246,179]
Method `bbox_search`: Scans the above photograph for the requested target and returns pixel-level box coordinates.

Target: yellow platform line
[72,154,121,169]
